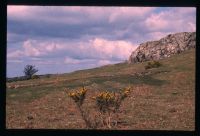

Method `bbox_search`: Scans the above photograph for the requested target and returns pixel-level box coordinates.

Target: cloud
[7,32,26,44]
[7,6,196,46]
[108,7,155,23]
[7,6,156,44]
[13,40,65,57]
[7,50,23,58]
[7,6,32,20]
[7,6,196,77]
[145,31,171,41]
[23,40,43,57]
[144,7,196,33]
[7,60,23,63]
[7,6,155,23]
[97,60,114,66]
[188,22,196,32]
[145,14,169,31]
[8,38,137,61]
[91,38,137,60]
[35,60,61,65]
[64,57,81,64]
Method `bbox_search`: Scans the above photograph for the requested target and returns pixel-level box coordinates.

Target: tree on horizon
[23,65,38,79]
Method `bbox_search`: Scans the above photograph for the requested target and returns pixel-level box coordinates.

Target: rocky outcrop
[128,32,196,63]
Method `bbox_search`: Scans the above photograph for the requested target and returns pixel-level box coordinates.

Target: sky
[7,6,196,77]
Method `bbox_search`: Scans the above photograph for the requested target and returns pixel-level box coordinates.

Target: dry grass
[6,49,195,130]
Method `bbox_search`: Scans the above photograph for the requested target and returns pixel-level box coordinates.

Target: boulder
[128,32,196,63]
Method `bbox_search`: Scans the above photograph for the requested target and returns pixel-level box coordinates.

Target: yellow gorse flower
[68,92,76,97]
[122,86,131,94]
[67,86,87,105]
[96,91,114,101]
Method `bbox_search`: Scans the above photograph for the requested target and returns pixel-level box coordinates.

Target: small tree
[24,65,38,79]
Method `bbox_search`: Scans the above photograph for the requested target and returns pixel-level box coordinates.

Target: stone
[128,32,196,63]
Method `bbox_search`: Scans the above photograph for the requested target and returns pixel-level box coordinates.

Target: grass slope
[6,49,195,130]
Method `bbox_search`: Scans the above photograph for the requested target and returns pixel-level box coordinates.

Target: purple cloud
[7,6,196,77]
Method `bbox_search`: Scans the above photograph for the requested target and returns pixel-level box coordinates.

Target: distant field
[6,49,195,130]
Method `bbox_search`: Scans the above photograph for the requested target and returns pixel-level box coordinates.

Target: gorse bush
[94,87,131,128]
[68,86,87,106]
[66,86,131,129]
[95,91,115,112]
[95,87,130,113]
[145,60,162,69]
[67,87,93,128]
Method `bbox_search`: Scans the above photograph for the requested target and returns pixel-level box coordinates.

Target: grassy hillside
[6,49,195,130]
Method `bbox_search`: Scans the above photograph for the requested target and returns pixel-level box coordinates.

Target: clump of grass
[66,86,131,129]
[172,92,178,95]
[145,61,162,70]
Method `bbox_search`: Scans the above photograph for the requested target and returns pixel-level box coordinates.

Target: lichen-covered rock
[128,32,196,63]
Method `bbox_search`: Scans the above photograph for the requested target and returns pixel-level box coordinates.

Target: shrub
[145,60,162,69]
[94,87,131,128]
[68,86,87,106]
[31,75,39,79]
[45,74,51,78]
[67,87,93,128]
[66,86,131,129]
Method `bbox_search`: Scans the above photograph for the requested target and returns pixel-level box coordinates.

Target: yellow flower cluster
[68,87,87,105]
[95,91,115,112]
[120,86,131,98]
[95,87,132,113]
[97,91,115,101]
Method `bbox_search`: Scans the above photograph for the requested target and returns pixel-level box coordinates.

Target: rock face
[128,32,196,63]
